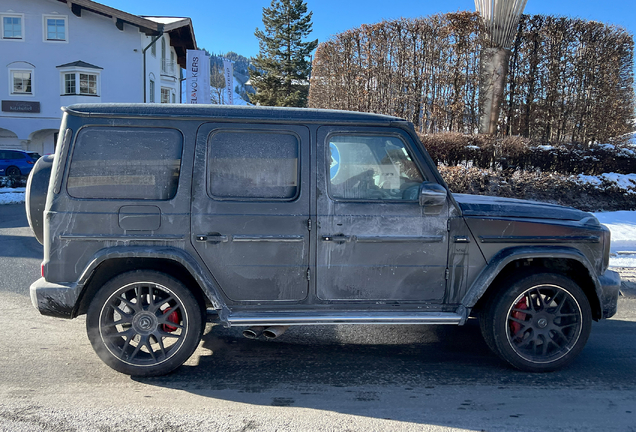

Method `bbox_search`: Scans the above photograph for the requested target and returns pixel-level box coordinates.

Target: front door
[191,124,310,302]
[316,127,449,302]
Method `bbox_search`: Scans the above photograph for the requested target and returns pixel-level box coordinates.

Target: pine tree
[250,0,318,107]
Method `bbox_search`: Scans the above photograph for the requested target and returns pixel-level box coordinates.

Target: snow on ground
[578,172,636,192]
[595,211,636,268]
[211,85,251,106]
[0,188,25,205]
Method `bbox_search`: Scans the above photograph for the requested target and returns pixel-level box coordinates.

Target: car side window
[207,130,299,200]
[67,127,183,200]
[328,134,425,201]
[8,151,25,159]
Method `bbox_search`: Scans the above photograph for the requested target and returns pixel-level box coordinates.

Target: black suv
[26,104,620,376]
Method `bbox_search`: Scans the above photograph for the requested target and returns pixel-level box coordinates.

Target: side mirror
[419,182,447,211]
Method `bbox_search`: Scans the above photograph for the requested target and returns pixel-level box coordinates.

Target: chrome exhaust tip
[262,325,289,340]
[242,326,266,339]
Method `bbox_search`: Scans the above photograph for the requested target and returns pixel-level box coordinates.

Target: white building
[0,0,197,155]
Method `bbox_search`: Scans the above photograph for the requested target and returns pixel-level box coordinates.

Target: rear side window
[207,130,299,200]
[7,151,25,159]
[67,127,182,200]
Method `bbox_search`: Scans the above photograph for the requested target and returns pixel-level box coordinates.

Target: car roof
[63,103,407,125]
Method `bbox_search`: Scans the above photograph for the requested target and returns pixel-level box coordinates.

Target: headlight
[602,225,611,273]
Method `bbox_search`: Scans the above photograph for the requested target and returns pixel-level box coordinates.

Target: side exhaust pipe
[242,326,266,339]
[262,326,289,340]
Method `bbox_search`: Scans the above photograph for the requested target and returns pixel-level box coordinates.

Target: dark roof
[63,104,407,125]
[54,0,197,67]
[56,61,103,70]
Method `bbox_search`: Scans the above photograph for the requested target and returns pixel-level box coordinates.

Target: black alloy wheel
[6,166,21,176]
[87,270,203,376]
[480,272,592,372]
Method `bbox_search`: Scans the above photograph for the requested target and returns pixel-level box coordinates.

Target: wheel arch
[464,246,603,320]
[73,246,225,318]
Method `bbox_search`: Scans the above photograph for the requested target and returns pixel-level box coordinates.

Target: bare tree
[308,13,635,143]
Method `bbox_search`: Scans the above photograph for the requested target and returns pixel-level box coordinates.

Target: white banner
[186,50,211,104]
[223,59,233,105]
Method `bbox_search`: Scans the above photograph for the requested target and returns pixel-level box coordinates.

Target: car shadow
[133,318,636,425]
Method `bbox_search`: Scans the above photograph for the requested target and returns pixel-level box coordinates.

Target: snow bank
[0,188,25,205]
[578,173,636,193]
[595,211,636,268]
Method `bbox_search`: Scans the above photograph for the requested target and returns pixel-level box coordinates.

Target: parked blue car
[0,149,41,176]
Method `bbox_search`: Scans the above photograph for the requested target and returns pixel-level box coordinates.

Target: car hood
[453,194,593,222]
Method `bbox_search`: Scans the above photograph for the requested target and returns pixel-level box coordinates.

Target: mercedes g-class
[26,104,620,376]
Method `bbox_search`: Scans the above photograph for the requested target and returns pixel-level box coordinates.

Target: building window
[171,92,176,103]
[151,37,156,56]
[161,87,171,104]
[43,15,67,42]
[2,15,23,40]
[64,73,76,94]
[149,79,155,102]
[47,18,65,40]
[80,73,97,95]
[62,72,99,96]
[10,70,33,94]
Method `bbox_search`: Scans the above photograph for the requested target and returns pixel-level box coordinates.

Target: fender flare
[460,246,603,312]
[74,246,226,314]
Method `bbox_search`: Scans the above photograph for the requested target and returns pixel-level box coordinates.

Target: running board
[213,311,463,327]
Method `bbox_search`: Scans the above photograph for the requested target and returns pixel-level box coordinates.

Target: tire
[86,270,203,376]
[480,272,592,372]
[6,166,21,176]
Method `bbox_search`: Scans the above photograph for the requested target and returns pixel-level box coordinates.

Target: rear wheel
[6,166,21,176]
[480,272,592,372]
[86,270,203,376]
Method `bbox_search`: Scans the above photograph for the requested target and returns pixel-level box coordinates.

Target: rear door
[316,127,450,302]
[191,123,310,302]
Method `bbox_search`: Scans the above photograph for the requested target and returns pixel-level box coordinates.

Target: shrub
[439,166,636,212]
[420,132,636,175]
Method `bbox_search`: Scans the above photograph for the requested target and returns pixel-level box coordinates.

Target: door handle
[195,233,228,243]
[322,234,351,244]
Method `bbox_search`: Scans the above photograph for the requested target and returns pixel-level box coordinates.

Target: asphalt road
[1,203,636,432]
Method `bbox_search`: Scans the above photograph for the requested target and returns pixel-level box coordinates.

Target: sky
[102,0,635,58]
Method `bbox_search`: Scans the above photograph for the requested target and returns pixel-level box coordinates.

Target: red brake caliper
[510,299,528,336]
[162,308,180,332]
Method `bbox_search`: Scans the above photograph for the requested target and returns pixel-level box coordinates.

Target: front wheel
[86,270,203,376]
[480,273,592,372]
